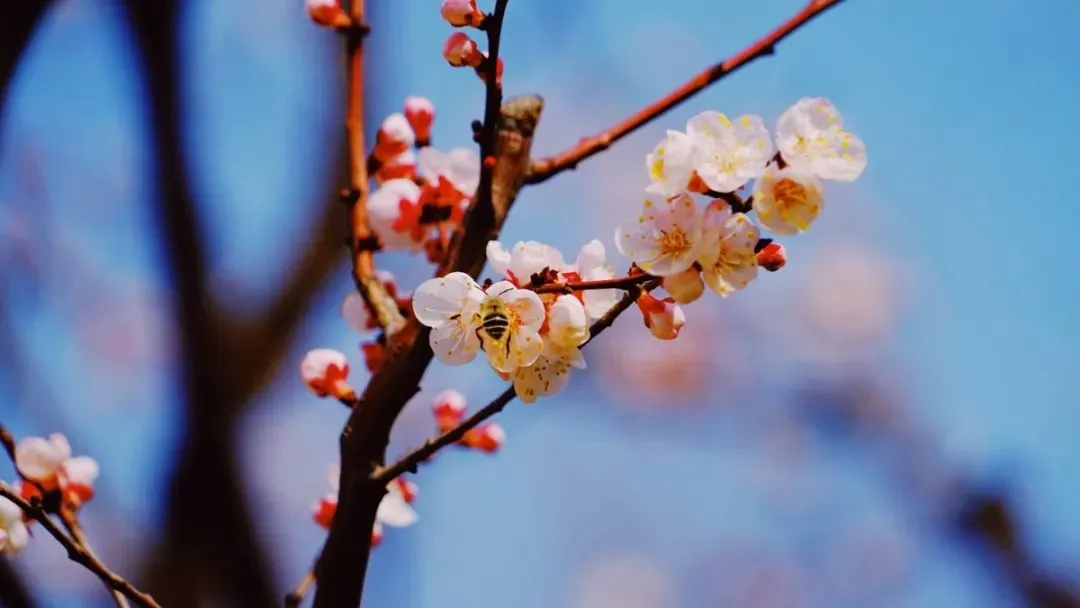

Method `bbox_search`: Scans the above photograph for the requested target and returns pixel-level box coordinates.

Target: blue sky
[1,0,1078,606]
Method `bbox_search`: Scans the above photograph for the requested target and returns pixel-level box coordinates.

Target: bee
[476,287,516,365]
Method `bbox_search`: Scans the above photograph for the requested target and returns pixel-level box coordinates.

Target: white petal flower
[753,164,825,235]
[568,240,619,321]
[775,97,866,182]
[413,273,486,365]
[0,497,29,556]
[486,240,568,287]
[418,147,480,196]
[479,281,545,373]
[15,433,71,485]
[697,202,760,297]
[367,179,425,251]
[614,194,702,276]
[546,295,590,349]
[59,456,99,489]
[645,130,698,196]
[512,342,585,404]
[686,111,773,192]
[376,483,418,528]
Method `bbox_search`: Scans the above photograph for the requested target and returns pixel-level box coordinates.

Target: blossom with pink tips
[14,433,99,510]
[417,147,480,202]
[441,0,485,27]
[374,150,417,184]
[443,32,483,68]
[404,97,435,145]
[372,114,415,164]
[637,294,686,340]
[432,389,467,432]
[300,349,354,400]
[697,202,759,297]
[367,178,426,251]
[461,423,505,453]
[615,193,704,277]
[306,0,350,28]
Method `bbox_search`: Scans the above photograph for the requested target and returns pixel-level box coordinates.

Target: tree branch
[57,510,130,608]
[0,485,159,608]
[374,278,658,484]
[531,272,657,295]
[524,0,849,184]
[343,1,404,335]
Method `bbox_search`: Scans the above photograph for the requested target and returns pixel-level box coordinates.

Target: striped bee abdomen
[481,313,510,341]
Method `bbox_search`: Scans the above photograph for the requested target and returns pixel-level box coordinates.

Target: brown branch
[58,510,130,608]
[285,569,317,608]
[525,0,850,184]
[314,6,543,608]
[531,272,657,295]
[0,484,160,608]
[373,278,659,484]
[343,1,404,335]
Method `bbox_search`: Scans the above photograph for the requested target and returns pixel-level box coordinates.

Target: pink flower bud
[662,267,705,304]
[443,32,482,68]
[306,0,351,28]
[372,113,415,163]
[300,349,355,400]
[393,477,418,504]
[440,0,485,28]
[460,423,505,453]
[403,97,435,146]
[432,389,467,432]
[637,294,686,340]
[756,241,787,272]
[313,494,337,530]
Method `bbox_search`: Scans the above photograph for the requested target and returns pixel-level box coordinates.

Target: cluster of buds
[0,433,100,556]
[366,101,480,259]
[432,390,505,453]
[313,465,418,548]
[439,0,503,86]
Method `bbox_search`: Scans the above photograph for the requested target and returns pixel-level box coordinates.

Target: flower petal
[486,241,513,278]
[376,492,418,527]
[341,293,371,334]
[547,295,589,349]
[501,288,546,333]
[430,320,482,365]
[412,273,483,327]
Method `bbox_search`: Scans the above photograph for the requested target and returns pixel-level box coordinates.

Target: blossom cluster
[365,98,481,260]
[0,433,99,556]
[621,97,866,304]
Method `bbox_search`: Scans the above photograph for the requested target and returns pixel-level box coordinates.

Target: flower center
[657,227,693,258]
[773,178,807,210]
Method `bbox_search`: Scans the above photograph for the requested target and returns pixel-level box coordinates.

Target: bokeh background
[2,0,1079,606]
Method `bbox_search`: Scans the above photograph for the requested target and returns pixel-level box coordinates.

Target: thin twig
[284,570,317,608]
[525,0,849,184]
[344,0,404,335]
[58,510,131,608]
[373,278,660,484]
[531,272,657,294]
[0,484,160,608]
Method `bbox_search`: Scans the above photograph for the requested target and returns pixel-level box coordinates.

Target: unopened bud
[637,293,686,340]
[373,114,415,163]
[443,32,482,68]
[662,267,704,304]
[307,0,351,28]
[432,389,467,432]
[440,0,485,28]
[404,97,435,147]
[460,423,505,453]
[300,349,355,400]
[756,240,787,272]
